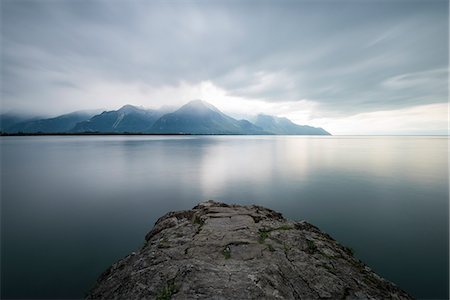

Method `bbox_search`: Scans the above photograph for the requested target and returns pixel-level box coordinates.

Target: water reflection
[1,136,448,299]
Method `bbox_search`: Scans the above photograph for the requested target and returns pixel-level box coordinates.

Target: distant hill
[0,114,35,132]
[254,114,330,135]
[72,105,163,133]
[2,111,97,133]
[149,100,264,134]
[1,100,331,135]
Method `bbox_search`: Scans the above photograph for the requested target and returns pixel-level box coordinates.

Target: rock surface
[87,201,412,299]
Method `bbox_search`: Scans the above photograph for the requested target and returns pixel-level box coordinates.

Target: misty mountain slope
[254,114,330,135]
[149,100,264,134]
[237,119,266,134]
[0,114,36,132]
[1,101,331,135]
[72,105,163,133]
[3,111,98,133]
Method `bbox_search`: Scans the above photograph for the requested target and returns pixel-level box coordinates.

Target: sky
[1,0,448,135]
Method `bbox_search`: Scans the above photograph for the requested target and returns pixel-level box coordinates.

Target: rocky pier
[87,201,412,299]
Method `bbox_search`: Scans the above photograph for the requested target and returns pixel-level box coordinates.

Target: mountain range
[0,100,330,135]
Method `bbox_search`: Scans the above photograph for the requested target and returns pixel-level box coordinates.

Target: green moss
[158,238,170,249]
[321,263,335,273]
[258,230,270,243]
[222,246,231,259]
[319,250,332,259]
[258,225,294,244]
[192,215,204,226]
[275,225,293,231]
[267,244,275,252]
[192,215,205,234]
[156,280,177,300]
[307,240,317,253]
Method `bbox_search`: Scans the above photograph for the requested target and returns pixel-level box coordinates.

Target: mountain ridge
[150,100,265,134]
[254,114,330,135]
[2,110,100,134]
[1,100,331,135]
[71,105,163,133]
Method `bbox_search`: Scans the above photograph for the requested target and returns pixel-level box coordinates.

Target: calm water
[1,136,448,299]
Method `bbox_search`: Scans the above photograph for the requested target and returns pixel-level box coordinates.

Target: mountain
[72,105,163,133]
[1,101,331,135]
[149,100,264,134]
[254,114,330,135]
[2,110,98,133]
[0,114,35,132]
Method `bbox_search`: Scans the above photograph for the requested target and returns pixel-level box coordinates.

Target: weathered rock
[87,201,412,299]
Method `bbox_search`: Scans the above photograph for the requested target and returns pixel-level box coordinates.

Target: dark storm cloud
[1,0,448,115]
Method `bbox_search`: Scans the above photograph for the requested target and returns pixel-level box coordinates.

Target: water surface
[1,136,448,298]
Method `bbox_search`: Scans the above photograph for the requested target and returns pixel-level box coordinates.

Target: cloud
[0,0,448,134]
[309,103,449,135]
[382,68,447,90]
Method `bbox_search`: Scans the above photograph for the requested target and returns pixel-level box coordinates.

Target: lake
[1,136,448,299]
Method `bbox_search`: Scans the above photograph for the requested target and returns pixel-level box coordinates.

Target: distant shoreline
[0,132,276,136]
[1,133,448,137]
[0,132,193,136]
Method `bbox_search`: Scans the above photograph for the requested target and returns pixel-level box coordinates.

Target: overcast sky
[1,0,448,134]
